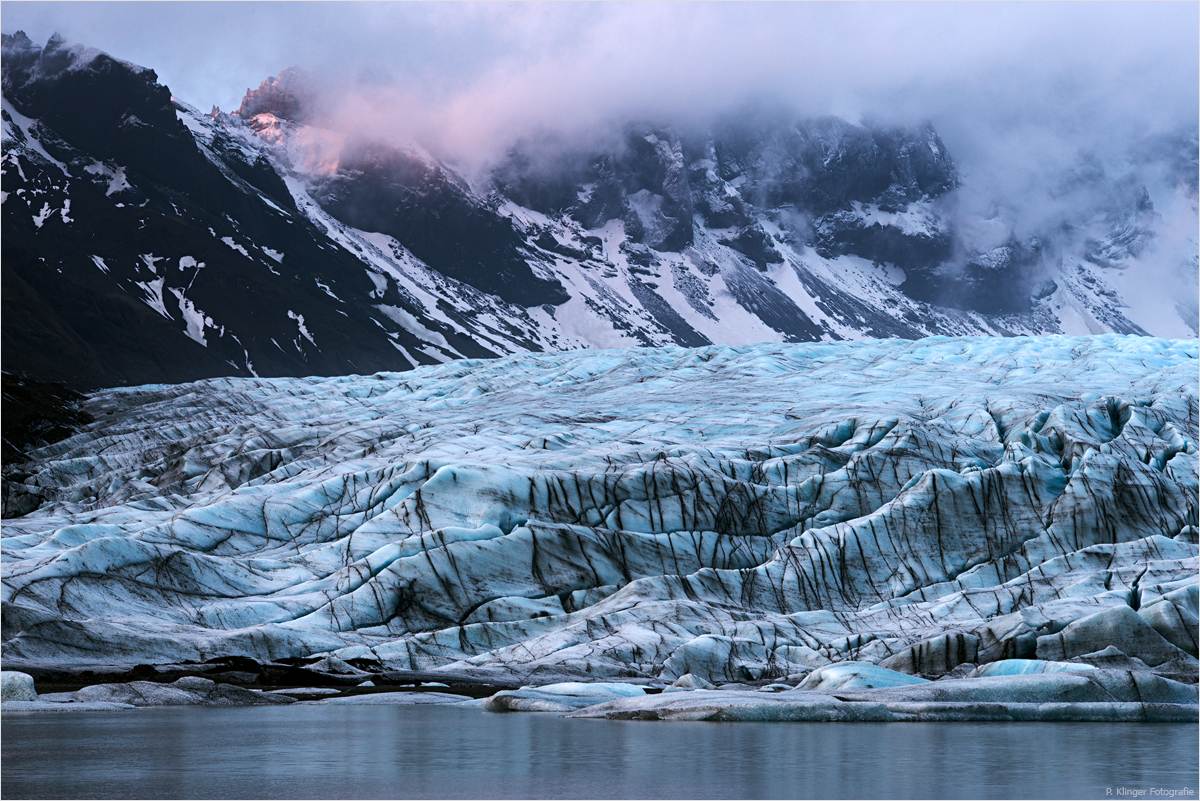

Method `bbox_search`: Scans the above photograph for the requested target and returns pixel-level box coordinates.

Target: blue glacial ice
[969,659,1097,677]
[565,667,1197,722]
[2,335,1197,716]
[1,670,39,701]
[796,662,931,692]
[483,682,648,712]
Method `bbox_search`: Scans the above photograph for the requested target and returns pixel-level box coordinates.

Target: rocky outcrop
[309,140,570,307]
[234,67,316,123]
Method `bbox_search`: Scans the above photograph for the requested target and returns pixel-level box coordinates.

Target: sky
[3,2,1196,151]
[3,2,1197,256]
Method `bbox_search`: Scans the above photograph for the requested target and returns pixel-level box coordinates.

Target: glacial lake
[2,704,1196,800]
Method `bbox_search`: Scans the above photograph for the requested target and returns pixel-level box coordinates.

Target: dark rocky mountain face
[492,116,971,304]
[2,33,514,392]
[492,117,960,260]
[709,115,957,214]
[2,33,195,186]
[2,34,1195,397]
[310,140,570,307]
[235,66,319,123]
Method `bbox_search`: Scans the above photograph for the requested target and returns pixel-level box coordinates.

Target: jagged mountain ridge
[3,33,1196,391]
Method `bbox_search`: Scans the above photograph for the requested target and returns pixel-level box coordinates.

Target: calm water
[2,704,1196,799]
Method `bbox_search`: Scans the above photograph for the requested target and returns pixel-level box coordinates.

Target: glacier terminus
[2,335,1197,722]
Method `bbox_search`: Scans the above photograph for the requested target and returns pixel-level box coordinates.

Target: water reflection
[3,704,1196,799]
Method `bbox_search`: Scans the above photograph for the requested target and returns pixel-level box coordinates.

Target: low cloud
[5,2,1197,259]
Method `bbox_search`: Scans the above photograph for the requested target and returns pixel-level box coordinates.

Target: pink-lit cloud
[5,2,1196,259]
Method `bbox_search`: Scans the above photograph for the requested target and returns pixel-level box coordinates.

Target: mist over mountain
[1,26,1196,395]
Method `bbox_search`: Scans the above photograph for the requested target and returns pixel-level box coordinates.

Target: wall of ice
[2,335,1196,684]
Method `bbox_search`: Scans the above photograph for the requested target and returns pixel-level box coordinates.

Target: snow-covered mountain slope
[1,33,546,390]
[4,33,1196,391]
[3,336,1197,684]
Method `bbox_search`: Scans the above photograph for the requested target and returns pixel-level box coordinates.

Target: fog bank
[5,3,1196,265]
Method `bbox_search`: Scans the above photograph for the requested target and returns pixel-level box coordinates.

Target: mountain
[3,33,1197,392]
[1,32,514,391]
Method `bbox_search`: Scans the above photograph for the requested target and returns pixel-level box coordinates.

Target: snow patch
[84,161,130,196]
[365,270,388,299]
[1,97,70,176]
[850,200,946,238]
[221,237,250,258]
[175,108,210,139]
[315,279,341,301]
[168,288,213,346]
[134,276,171,319]
[288,310,316,347]
[376,305,451,352]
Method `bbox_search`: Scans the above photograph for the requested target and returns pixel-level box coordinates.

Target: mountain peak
[1,30,37,52]
[234,66,316,123]
[2,32,152,97]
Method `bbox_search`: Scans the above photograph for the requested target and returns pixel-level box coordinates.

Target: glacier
[2,335,1198,716]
